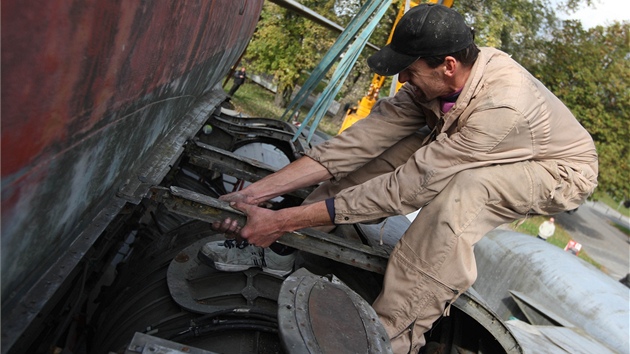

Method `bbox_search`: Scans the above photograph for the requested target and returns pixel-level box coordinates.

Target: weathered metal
[167,238,283,314]
[150,186,390,274]
[208,112,310,158]
[278,268,392,353]
[473,230,629,353]
[1,0,264,352]
[186,141,314,200]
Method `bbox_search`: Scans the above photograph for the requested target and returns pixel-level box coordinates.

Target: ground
[554,201,630,281]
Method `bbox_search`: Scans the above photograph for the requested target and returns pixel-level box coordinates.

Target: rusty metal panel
[473,230,630,354]
[1,2,265,352]
[278,268,392,353]
[1,0,264,306]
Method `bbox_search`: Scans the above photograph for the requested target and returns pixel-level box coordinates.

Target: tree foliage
[529,21,630,200]
[244,0,362,107]
[453,0,557,66]
[243,0,396,108]
[244,0,627,201]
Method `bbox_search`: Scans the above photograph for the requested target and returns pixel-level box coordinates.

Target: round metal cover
[167,237,284,314]
[278,268,392,353]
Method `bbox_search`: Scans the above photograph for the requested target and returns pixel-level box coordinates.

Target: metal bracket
[148,186,389,274]
[125,332,219,354]
[209,113,309,158]
[186,141,314,199]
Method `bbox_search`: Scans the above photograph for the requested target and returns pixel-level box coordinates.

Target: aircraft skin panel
[1,0,264,303]
[473,230,629,354]
[505,320,616,354]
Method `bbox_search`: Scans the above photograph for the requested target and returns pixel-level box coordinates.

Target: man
[228,67,247,97]
[200,4,598,352]
[537,217,556,240]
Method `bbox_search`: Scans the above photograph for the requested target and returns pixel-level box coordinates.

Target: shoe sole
[262,267,292,277]
[197,251,291,277]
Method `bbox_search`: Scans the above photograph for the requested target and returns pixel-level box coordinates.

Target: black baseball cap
[368,4,474,76]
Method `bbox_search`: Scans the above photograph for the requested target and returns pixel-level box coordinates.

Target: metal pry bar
[148,186,389,274]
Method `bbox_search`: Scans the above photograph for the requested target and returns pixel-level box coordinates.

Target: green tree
[530,21,630,200]
[453,0,557,66]
[244,0,397,110]
[244,1,339,107]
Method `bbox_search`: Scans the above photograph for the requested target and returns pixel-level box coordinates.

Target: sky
[559,0,629,28]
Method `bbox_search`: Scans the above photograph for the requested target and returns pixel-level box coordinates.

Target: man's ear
[443,56,457,77]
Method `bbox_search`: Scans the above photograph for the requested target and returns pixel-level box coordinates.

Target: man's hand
[219,189,274,209]
[213,200,333,248]
[218,190,257,205]
[212,191,260,243]
[212,202,287,248]
[211,156,333,245]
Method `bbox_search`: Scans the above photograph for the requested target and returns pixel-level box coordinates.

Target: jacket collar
[439,47,496,133]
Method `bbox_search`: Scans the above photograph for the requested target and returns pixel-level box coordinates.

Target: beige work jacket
[306,47,598,224]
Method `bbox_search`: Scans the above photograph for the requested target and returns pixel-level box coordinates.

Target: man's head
[368,4,476,76]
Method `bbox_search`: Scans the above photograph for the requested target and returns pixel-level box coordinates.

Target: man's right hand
[219,191,257,205]
[219,191,273,209]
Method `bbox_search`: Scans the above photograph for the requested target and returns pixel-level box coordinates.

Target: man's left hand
[213,202,287,248]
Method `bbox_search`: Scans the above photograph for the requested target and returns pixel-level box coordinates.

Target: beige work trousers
[304,132,594,353]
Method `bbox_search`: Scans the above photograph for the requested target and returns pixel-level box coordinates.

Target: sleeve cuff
[325,198,336,224]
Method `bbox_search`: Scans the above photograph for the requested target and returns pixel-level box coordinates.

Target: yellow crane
[338,0,454,134]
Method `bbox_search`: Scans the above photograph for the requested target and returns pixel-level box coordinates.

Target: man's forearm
[277,200,333,231]
[227,200,334,248]
[245,156,332,204]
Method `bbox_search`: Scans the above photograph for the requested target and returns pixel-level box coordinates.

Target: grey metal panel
[509,290,575,327]
[125,332,219,354]
[277,268,392,353]
[505,320,616,354]
[473,230,630,354]
[167,238,283,314]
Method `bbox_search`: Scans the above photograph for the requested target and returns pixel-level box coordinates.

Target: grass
[611,223,630,237]
[590,191,629,237]
[509,216,604,271]
[592,191,630,216]
[232,82,609,272]
[228,82,342,136]
[227,82,290,119]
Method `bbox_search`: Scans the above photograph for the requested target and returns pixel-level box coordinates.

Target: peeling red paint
[1,0,264,302]
[2,1,261,177]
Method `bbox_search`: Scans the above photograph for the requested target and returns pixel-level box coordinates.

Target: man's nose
[398,70,408,83]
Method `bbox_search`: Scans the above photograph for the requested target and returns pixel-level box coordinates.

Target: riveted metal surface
[278,268,392,353]
[473,230,630,353]
[1,1,264,351]
[167,238,283,315]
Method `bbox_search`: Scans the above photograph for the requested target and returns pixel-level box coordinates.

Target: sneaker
[199,239,263,272]
[198,239,295,276]
[262,248,295,277]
